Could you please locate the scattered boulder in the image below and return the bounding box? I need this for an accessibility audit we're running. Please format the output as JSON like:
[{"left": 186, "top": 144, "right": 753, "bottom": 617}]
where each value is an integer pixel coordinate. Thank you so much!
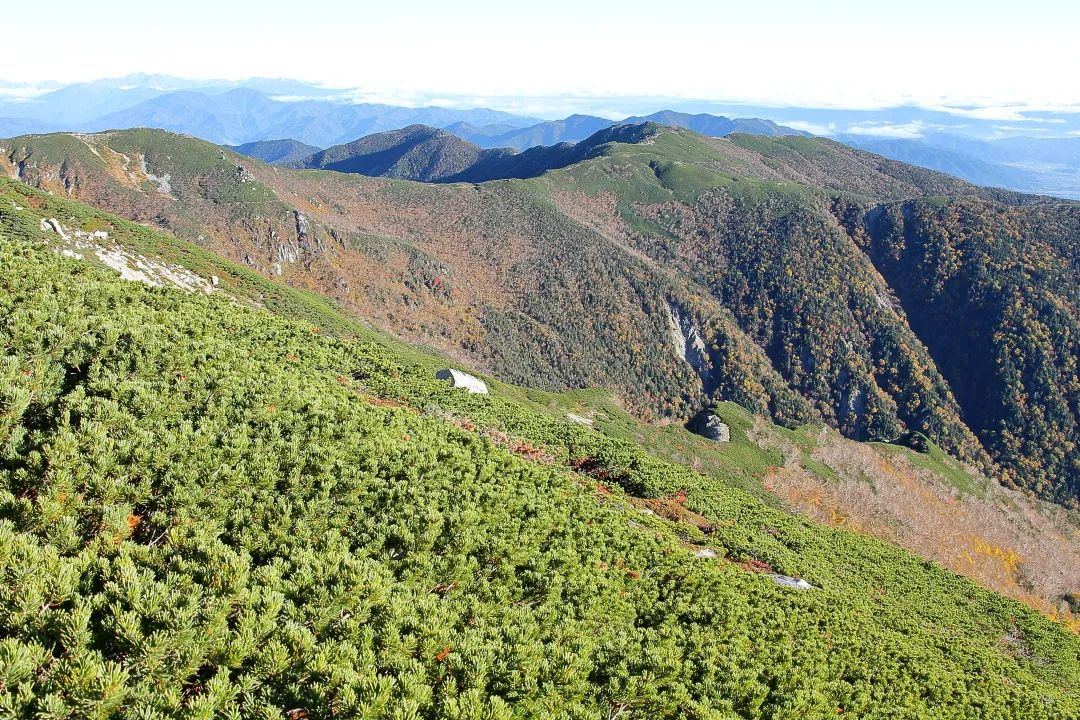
[
  {"left": 688, "top": 411, "right": 730, "bottom": 443},
  {"left": 435, "top": 369, "right": 488, "bottom": 394},
  {"left": 694, "top": 548, "right": 718, "bottom": 558},
  {"left": 566, "top": 413, "right": 593, "bottom": 425},
  {"left": 769, "top": 574, "right": 815, "bottom": 591}
]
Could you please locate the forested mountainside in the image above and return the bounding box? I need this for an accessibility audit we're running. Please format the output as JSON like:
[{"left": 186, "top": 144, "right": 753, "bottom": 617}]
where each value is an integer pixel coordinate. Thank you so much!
[
  {"left": 3, "top": 125, "right": 1079, "bottom": 507},
  {"left": 850, "top": 200, "right": 1080, "bottom": 503},
  {"left": 2, "top": 178, "right": 1080, "bottom": 718}
]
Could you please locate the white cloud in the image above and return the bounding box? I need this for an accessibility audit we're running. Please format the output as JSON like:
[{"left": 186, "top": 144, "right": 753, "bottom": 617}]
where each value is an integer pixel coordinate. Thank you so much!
[
  {"left": 994, "top": 125, "right": 1057, "bottom": 132},
  {"left": 931, "top": 106, "right": 1032, "bottom": 121},
  {"left": 931, "top": 105, "right": 1080, "bottom": 121},
  {"left": 778, "top": 120, "right": 837, "bottom": 136},
  {"left": 0, "top": 86, "right": 51, "bottom": 101},
  {"left": 844, "top": 122, "right": 928, "bottom": 139}
]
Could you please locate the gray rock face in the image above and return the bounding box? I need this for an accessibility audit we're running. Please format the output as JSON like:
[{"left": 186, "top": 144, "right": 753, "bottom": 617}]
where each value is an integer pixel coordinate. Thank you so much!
[
  {"left": 691, "top": 414, "right": 734, "bottom": 442},
  {"left": 769, "top": 575, "right": 815, "bottom": 591},
  {"left": 294, "top": 210, "right": 311, "bottom": 239}
]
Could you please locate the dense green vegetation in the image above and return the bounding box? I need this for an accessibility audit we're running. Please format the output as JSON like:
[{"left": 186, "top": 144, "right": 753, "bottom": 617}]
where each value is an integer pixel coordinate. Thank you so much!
[{"left": 3, "top": 181, "right": 1080, "bottom": 718}]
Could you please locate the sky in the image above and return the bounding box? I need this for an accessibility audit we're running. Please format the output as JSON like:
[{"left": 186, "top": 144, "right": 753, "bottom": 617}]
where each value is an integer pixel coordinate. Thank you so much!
[{"left": 5, "top": 0, "right": 1080, "bottom": 114}]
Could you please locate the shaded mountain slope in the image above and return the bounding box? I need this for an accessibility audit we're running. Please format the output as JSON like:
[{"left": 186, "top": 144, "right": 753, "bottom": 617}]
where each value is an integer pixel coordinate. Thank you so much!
[
  {"left": 842, "top": 198, "right": 1080, "bottom": 504},
  {"left": 228, "top": 138, "right": 321, "bottom": 165},
  {"left": 472, "top": 113, "right": 617, "bottom": 150},
  {"left": 625, "top": 110, "right": 805, "bottom": 138},
  {"left": 285, "top": 124, "right": 504, "bottom": 180},
  {"left": 837, "top": 135, "right": 1038, "bottom": 190},
  {"left": 0, "top": 117, "right": 59, "bottom": 137},
  {"left": 1, "top": 182, "right": 1079, "bottom": 716},
  {"left": 3, "top": 125, "right": 1079, "bottom": 505}
]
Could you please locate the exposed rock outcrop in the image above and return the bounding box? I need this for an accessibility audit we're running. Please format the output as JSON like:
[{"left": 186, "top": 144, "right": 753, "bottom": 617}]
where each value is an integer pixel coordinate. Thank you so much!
[{"left": 688, "top": 410, "right": 730, "bottom": 443}]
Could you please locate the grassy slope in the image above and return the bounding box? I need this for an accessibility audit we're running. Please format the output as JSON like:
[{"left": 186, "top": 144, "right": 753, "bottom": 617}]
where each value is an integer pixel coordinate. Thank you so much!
[{"left": 3, "top": 171, "right": 1080, "bottom": 718}]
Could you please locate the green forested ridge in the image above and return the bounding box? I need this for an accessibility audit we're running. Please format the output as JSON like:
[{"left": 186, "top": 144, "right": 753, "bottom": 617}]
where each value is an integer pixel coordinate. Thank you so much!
[
  {"left": 3, "top": 125, "right": 1080, "bottom": 506},
  {"left": 3, "top": 178, "right": 1080, "bottom": 718}
]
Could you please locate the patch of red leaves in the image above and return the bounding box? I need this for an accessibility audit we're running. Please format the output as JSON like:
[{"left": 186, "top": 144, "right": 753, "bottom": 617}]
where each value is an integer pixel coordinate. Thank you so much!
[
  {"left": 485, "top": 429, "right": 554, "bottom": 464},
  {"left": 738, "top": 557, "right": 775, "bottom": 574},
  {"left": 361, "top": 395, "right": 405, "bottom": 408},
  {"left": 641, "top": 494, "right": 715, "bottom": 533},
  {"left": 568, "top": 457, "right": 632, "bottom": 491}
]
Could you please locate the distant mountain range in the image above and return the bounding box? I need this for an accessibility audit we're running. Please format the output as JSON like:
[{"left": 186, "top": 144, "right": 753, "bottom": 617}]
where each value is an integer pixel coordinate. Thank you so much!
[
  {"left": 0, "top": 75, "right": 542, "bottom": 147},
  {"left": 446, "top": 111, "right": 805, "bottom": 150},
  {"left": 0, "top": 74, "right": 803, "bottom": 152},
  {"left": 840, "top": 134, "right": 1080, "bottom": 199},
  {"left": 80, "top": 88, "right": 540, "bottom": 147}
]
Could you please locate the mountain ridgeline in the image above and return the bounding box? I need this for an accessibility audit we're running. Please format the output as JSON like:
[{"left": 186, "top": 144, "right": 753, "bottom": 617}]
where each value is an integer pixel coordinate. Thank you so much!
[
  {"left": 3, "top": 124, "right": 1080, "bottom": 507},
  {"left": 282, "top": 123, "right": 661, "bottom": 182},
  {"left": 446, "top": 110, "right": 806, "bottom": 150}
]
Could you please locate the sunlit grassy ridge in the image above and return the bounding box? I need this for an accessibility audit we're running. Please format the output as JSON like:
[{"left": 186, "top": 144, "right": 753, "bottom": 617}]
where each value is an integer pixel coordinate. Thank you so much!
[{"left": 2, "top": 176, "right": 1080, "bottom": 718}]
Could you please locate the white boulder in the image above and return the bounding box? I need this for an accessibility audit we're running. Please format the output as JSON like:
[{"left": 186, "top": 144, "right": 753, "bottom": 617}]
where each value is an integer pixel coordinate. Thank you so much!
[
  {"left": 435, "top": 369, "right": 488, "bottom": 394},
  {"left": 769, "top": 574, "right": 815, "bottom": 591}
]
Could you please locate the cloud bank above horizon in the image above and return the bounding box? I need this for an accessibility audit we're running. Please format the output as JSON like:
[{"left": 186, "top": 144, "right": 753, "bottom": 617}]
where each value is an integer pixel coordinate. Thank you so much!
[{"left": 5, "top": 0, "right": 1079, "bottom": 115}]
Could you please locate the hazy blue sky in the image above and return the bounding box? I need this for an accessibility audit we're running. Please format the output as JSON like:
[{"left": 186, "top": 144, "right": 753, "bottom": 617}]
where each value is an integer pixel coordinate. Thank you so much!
[{"left": 6, "top": 0, "right": 1079, "bottom": 112}]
